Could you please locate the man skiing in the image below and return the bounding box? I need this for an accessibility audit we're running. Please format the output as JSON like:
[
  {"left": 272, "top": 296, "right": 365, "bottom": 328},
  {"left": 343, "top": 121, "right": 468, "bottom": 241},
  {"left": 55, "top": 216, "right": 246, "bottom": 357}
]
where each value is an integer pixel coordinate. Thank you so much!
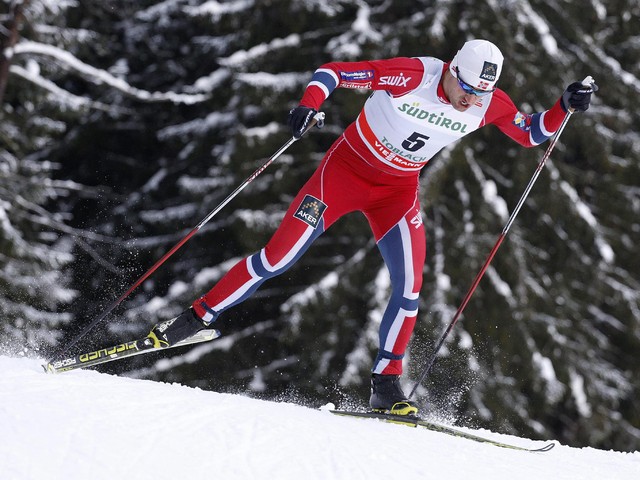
[{"left": 146, "top": 39, "right": 596, "bottom": 415}]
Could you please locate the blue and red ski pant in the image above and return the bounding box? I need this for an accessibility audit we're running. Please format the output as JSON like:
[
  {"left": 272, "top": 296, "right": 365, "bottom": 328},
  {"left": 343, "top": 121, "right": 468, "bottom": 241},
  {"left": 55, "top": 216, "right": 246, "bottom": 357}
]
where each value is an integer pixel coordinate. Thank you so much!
[{"left": 192, "top": 135, "right": 426, "bottom": 375}]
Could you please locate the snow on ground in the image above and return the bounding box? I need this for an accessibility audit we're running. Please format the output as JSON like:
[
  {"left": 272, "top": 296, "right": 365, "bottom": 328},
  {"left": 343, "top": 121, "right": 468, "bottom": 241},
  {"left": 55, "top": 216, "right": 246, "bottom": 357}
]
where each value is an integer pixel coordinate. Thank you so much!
[{"left": 1, "top": 355, "right": 638, "bottom": 480}]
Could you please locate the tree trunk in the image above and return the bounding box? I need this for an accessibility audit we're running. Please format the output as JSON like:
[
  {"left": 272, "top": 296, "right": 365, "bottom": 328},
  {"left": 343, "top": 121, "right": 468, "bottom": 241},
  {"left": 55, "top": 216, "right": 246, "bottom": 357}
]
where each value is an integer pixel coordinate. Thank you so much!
[{"left": 0, "top": 1, "right": 28, "bottom": 105}]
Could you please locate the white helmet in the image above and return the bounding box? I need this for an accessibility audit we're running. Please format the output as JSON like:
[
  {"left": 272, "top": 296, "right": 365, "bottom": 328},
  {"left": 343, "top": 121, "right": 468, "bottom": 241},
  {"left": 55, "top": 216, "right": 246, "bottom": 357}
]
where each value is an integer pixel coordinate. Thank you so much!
[{"left": 450, "top": 40, "right": 503, "bottom": 92}]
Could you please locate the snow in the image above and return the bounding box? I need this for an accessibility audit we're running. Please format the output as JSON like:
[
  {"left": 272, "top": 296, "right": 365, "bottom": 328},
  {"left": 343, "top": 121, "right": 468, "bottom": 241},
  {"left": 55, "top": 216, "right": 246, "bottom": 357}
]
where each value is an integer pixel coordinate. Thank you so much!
[
  {"left": 532, "top": 351, "right": 565, "bottom": 403},
  {"left": 220, "top": 35, "right": 301, "bottom": 68},
  {"left": 13, "top": 41, "right": 209, "bottom": 104},
  {"left": 557, "top": 178, "right": 615, "bottom": 263},
  {"left": 515, "top": 2, "right": 558, "bottom": 57},
  {"left": 236, "top": 72, "right": 305, "bottom": 91},
  {"left": 569, "top": 368, "right": 593, "bottom": 418},
  {"left": 1, "top": 355, "right": 638, "bottom": 480},
  {"left": 184, "top": 0, "right": 255, "bottom": 20}
]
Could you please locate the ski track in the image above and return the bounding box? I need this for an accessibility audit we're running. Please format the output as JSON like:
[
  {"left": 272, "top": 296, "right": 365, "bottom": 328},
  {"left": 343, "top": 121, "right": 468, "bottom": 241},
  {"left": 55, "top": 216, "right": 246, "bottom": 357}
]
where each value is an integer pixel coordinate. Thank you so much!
[{"left": 0, "top": 356, "right": 639, "bottom": 480}]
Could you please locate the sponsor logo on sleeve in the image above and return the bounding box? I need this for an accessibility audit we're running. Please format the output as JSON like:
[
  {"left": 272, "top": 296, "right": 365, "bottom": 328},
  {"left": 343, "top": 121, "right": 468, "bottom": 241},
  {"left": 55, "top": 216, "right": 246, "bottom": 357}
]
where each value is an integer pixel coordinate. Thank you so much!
[
  {"left": 293, "top": 194, "right": 328, "bottom": 228},
  {"left": 341, "top": 81, "right": 372, "bottom": 89},
  {"left": 339, "top": 70, "right": 375, "bottom": 82}
]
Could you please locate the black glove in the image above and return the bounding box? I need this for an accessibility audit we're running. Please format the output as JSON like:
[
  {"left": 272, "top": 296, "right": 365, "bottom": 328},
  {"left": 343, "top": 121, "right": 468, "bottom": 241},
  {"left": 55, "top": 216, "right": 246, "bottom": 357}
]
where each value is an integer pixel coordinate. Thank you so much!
[
  {"left": 561, "top": 80, "right": 598, "bottom": 112},
  {"left": 288, "top": 106, "right": 317, "bottom": 139}
]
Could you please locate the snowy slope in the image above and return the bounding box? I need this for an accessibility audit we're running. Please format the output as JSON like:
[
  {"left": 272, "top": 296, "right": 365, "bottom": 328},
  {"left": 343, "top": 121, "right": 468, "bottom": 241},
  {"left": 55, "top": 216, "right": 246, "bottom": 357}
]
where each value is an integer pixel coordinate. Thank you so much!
[{"left": 1, "top": 355, "right": 638, "bottom": 480}]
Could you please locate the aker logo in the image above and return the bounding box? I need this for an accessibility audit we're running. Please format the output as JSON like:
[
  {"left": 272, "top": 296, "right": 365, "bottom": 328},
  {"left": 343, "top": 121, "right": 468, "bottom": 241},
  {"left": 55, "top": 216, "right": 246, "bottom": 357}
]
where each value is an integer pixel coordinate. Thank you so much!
[
  {"left": 294, "top": 194, "right": 327, "bottom": 228},
  {"left": 340, "top": 70, "right": 374, "bottom": 82},
  {"left": 479, "top": 61, "right": 498, "bottom": 81}
]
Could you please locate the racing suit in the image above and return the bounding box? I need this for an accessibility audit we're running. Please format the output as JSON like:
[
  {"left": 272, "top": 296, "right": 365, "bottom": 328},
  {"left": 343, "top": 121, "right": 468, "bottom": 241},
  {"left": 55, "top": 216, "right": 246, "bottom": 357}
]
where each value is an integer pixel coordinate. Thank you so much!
[{"left": 192, "top": 56, "right": 567, "bottom": 375}]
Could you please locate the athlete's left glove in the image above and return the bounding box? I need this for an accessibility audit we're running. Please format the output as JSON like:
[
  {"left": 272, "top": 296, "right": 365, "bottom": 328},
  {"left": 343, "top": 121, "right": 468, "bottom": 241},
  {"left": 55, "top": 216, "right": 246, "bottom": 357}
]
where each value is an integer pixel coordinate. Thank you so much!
[
  {"left": 561, "top": 80, "right": 598, "bottom": 112},
  {"left": 288, "top": 106, "right": 318, "bottom": 139}
]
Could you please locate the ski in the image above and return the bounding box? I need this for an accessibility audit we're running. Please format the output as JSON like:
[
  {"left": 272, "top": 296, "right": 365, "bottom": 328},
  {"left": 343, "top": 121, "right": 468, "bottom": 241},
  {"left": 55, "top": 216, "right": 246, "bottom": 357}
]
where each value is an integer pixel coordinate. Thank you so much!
[
  {"left": 329, "top": 410, "right": 555, "bottom": 452},
  {"left": 43, "top": 329, "right": 221, "bottom": 374}
]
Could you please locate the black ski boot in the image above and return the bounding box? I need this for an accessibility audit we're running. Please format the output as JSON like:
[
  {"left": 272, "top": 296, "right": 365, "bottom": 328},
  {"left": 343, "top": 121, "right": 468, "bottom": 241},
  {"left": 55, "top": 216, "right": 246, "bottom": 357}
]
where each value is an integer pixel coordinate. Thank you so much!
[
  {"left": 146, "top": 308, "right": 208, "bottom": 348},
  {"left": 369, "top": 374, "right": 418, "bottom": 416}
]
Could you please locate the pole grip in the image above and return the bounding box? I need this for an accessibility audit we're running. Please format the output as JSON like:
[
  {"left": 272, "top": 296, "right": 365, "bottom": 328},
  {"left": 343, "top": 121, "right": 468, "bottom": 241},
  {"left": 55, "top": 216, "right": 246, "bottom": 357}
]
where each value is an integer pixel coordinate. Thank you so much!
[
  {"left": 581, "top": 75, "right": 595, "bottom": 88},
  {"left": 298, "top": 111, "right": 325, "bottom": 138},
  {"left": 568, "top": 75, "right": 596, "bottom": 113}
]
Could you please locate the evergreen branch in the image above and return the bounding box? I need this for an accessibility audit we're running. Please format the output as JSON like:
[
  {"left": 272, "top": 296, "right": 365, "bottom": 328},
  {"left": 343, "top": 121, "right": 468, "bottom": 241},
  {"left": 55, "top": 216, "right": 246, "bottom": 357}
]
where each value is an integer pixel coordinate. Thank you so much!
[{"left": 12, "top": 40, "right": 211, "bottom": 104}]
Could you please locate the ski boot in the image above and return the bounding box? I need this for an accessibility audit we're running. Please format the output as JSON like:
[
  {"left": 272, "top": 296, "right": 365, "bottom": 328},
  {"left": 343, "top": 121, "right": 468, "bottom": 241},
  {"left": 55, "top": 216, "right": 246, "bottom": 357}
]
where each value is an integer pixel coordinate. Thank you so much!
[
  {"left": 146, "top": 308, "right": 208, "bottom": 348},
  {"left": 369, "top": 374, "right": 418, "bottom": 416}
]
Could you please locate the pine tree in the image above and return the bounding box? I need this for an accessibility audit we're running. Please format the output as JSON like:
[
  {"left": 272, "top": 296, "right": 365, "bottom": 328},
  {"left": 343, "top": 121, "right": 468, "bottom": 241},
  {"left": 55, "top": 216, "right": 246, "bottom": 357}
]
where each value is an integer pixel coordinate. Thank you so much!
[
  {"left": 0, "top": 1, "right": 77, "bottom": 352},
  {"left": 9, "top": 0, "right": 638, "bottom": 451}
]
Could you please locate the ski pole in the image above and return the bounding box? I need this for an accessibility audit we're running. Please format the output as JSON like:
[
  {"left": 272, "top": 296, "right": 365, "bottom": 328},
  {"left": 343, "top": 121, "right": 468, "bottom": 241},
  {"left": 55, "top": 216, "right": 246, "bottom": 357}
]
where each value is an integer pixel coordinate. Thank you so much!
[
  {"left": 408, "top": 78, "right": 595, "bottom": 400},
  {"left": 49, "top": 112, "right": 325, "bottom": 362}
]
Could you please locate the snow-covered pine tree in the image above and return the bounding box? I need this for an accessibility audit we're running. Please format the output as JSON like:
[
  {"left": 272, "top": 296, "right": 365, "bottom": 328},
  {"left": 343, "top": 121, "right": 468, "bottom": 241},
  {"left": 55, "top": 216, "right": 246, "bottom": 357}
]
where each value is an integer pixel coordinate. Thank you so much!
[
  {"left": 0, "top": 0, "right": 208, "bottom": 351},
  {"left": 7, "top": 0, "right": 638, "bottom": 451},
  {"left": 0, "top": 1, "right": 78, "bottom": 351}
]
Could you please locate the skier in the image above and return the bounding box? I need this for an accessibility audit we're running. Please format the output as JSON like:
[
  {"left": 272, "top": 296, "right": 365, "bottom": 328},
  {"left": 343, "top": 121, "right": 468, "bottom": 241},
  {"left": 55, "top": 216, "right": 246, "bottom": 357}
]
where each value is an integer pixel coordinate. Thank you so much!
[{"left": 146, "top": 39, "right": 596, "bottom": 415}]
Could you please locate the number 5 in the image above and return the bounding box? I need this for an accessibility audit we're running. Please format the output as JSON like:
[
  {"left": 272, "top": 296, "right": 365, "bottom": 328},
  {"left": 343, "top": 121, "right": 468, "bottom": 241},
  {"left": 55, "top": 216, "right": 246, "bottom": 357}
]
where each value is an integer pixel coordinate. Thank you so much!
[{"left": 402, "top": 132, "right": 430, "bottom": 152}]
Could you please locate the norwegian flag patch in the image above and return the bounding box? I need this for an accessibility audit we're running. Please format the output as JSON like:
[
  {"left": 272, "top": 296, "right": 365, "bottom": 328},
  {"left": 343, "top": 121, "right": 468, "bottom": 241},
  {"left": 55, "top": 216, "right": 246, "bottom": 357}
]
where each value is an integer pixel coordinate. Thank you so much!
[{"left": 513, "top": 112, "right": 531, "bottom": 131}]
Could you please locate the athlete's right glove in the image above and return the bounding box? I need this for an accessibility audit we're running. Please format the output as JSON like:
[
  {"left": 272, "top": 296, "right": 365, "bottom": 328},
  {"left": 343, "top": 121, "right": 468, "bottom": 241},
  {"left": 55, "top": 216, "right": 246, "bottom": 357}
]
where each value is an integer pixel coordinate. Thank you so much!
[
  {"left": 561, "top": 80, "right": 598, "bottom": 112},
  {"left": 288, "top": 106, "right": 318, "bottom": 139}
]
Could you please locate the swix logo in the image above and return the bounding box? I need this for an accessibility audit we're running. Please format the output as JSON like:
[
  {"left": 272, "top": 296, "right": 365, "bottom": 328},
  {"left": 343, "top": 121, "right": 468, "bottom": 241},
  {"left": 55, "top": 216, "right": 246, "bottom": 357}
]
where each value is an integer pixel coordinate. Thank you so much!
[
  {"left": 293, "top": 194, "right": 327, "bottom": 228},
  {"left": 380, "top": 73, "right": 410, "bottom": 87},
  {"left": 410, "top": 212, "right": 423, "bottom": 229}
]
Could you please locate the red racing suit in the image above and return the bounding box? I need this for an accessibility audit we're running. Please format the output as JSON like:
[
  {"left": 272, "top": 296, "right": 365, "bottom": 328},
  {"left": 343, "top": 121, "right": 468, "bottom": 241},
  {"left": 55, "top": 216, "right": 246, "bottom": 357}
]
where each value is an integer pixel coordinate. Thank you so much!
[{"left": 192, "top": 56, "right": 567, "bottom": 375}]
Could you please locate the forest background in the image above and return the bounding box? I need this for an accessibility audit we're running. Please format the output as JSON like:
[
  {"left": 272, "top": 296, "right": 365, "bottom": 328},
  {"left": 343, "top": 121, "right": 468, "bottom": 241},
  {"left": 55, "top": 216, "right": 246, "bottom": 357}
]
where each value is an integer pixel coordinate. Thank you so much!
[{"left": 1, "top": 0, "right": 638, "bottom": 452}]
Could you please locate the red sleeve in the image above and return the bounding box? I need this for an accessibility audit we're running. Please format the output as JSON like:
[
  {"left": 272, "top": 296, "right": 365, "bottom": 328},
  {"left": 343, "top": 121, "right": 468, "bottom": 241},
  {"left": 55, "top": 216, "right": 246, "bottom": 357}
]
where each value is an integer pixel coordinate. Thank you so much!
[
  {"left": 299, "top": 57, "right": 426, "bottom": 110},
  {"left": 485, "top": 89, "right": 568, "bottom": 147}
]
